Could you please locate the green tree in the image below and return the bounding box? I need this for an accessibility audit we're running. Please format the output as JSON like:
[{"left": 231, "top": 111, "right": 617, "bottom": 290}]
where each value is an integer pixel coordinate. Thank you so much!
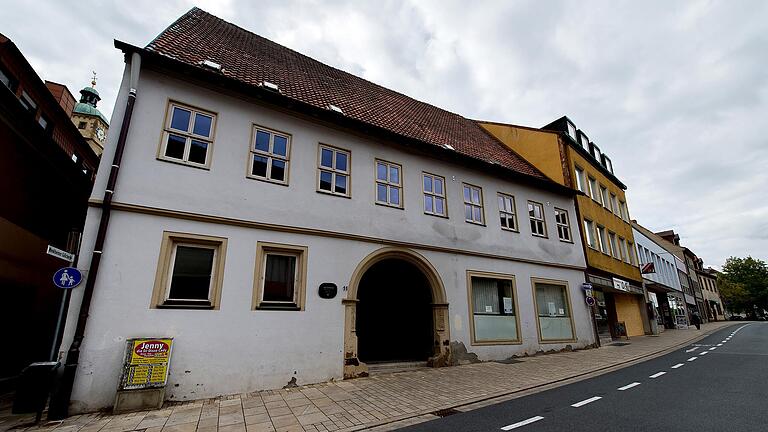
[
  {"left": 720, "top": 256, "right": 768, "bottom": 313},
  {"left": 717, "top": 275, "right": 750, "bottom": 314}
]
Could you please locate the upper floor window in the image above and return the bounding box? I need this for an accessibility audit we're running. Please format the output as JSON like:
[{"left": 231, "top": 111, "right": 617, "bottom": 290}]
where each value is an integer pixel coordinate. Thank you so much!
[
  {"left": 610, "top": 193, "right": 619, "bottom": 215},
  {"left": 584, "top": 219, "right": 597, "bottom": 249},
  {"left": 249, "top": 126, "right": 290, "bottom": 184},
  {"left": 423, "top": 172, "right": 447, "bottom": 217},
  {"left": 497, "top": 193, "right": 518, "bottom": 231},
  {"left": 579, "top": 132, "right": 589, "bottom": 150},
  {"left": 463, "top": 183, "right": 484, "bottom": 225},
  {"left": 318, "top": 145, "right": 350, "bottom": 197},
  {"left": 574, "top": 166, "right": 586, "bottom": 193},
  {"left": 554, "top": 208, "right": 572, "bottom": 242},
  {"left": 596, "top": 224, "right": 608, "bottom": 254},
  {"left": 160, "top": 102, "right": 216, "bottom": 168},
  {"left": 619, "top": 200, "right": 629, "bottom": 221},
  {"left": 618, "top": 237, "right": 628, "bottom": 262},
  {"left": 599, "top": 185, "right": 609, "bottom": 209},
  {"left": 627, "top": 241, "right": 637, "bottom": 265},
  {"left": 588, "top": 176, "right": 599, "bottom": 202},
  {"left": 608, "top": 231, "right": 619, "bottom": 259},
  {"left": 603, "top": 155, "right": 614, "bottom": 173},
  {"left": 376, "top": 159, "right": 402, "bottom": 208},
  {"left": 528, "top": 201, "right": 547, "bottom": 237},
  {"left": 38, "top": 114, "right": 50, "bottom": 130},
  {"left": 0, "top": 63, "right": 16, "bottom": 91},
  {"left": 19, "top": 90, "right": 37, "bottom": 114},
  {"left": 590, "top": 142, "right": 602, "bottom": 162},
  {"left": 566, "top": 121, "right": 577, "bottom": 141}
]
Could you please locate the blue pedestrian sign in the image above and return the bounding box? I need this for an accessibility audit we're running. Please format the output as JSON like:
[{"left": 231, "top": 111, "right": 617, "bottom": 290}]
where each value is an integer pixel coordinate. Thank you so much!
[{"left": 53, "top": 267, "right": 82, "bottom": 289}]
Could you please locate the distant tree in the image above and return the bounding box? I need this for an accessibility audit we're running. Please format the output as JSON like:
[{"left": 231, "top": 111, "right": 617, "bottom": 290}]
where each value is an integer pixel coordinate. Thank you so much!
[
  {"left": 717, "top": 275, "right": 750, "bottom": 314},
  {"left": 720, "top": 256, "right": 768, "bottom": 314}
]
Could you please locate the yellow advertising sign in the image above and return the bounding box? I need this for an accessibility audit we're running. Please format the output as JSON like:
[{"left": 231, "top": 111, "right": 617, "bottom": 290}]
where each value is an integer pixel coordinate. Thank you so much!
[{"left": 120, "top": 338, "right": 173, "bottom": 390}]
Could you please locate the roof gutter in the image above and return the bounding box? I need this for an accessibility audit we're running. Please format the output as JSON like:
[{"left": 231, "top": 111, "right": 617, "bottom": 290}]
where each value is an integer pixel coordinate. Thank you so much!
[
  {"left": 48, "top": 51, "right": 142, "bottom": 419},
  {"left": 113, "top": 40, "right": 576, "bottom": 197}
]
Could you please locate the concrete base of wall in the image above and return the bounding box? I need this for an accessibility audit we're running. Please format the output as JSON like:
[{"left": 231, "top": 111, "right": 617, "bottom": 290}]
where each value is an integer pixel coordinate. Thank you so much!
[{"left": 113, "top": 388, "right": 165, "bottom": 414}]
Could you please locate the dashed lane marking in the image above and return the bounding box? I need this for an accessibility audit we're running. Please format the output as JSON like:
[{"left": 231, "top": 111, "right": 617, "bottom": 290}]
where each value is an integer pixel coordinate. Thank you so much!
[
  {"left": 699, "top": 351, "right": 709, "bottom": 355},
  {"left": 671, "top": 363, "right": 684, "bottom": 369},
  {"left": 501, "top": 416, "right": 545, "bottom": 430},
  {"left": 618, "top": 382, "right": 641, "bottom": 391},
  {"left": 649, "top": 371, "right": 667, "bottom": 378},
  {"left": 688, "top": 357, "right": 698, "bottom": 361},
  {"left": 685, "top": 347, "right": 699, "bottom": 352},
  {"left": 571, "top": 396, "right": 602, "bottom": 408},
  {"left": 709, "top": 347, "right": 717, "bottom": 351}
]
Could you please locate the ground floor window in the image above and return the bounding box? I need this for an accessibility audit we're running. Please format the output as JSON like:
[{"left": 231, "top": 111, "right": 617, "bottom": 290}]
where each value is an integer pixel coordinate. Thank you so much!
[
  {"left": 151, "top": 232, "right": 227, "bottom": 309},
  {"left": 533, "top": 279, "right": 574, "bottom": 341},
  {"left": 468, "top": 272, "right": 519, "bottom": 343},
  {"left": 253, "top": 242, "right": 308, "bottom": 310}
]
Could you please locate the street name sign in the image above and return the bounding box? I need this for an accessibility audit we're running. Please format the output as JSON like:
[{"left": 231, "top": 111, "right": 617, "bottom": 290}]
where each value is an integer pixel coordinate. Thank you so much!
[{"left": 47, "top": 245, "right": 74, "bottom": 262}]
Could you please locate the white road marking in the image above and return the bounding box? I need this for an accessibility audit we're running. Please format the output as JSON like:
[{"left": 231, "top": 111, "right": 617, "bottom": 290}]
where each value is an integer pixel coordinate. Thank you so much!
[
  {"left": 671, "top": 363, "right": 684, "bottom": 369},
  {"left": 685, "top": 347, "right": 699, "bottom": 352},
  {"left": 699, "top": 351, "right": 708, "bottom": 355},
  {"left": 649, "top": 371, "right": 667, "bottom": 378},
  {"left": 709, "top": 347, "right": 717, "bottom": 351},
  {"left": 618, "top": 382, "right": 641, "bottom": 391},
  {"left": 718, "top": 343, "right": 724, "bottom": 346},
  {"left": 501, "top": 416, "right": 545, "bottom": 430},
  {"left": 688, "top": 357, "right": 698, "bottom": 361},
  {"left": 571, "top": 396, "right": 602, "bottom": 407}
]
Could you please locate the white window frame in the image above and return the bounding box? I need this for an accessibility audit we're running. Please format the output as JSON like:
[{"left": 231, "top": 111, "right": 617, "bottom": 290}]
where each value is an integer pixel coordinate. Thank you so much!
[
  {"left": 599, "top": 184, "right": 609, "bottom": 209},
  {"left": 584, "top": 219, "right": 597, "bottom": 249},
  {"left": 610, "top": 193, "right": 619, "bottom": 215},
  {"left": 159, "top": 101, "right": 216, "bottom": 168},
  {"left": 619, "top": 200, "right": 629, "bottom": 221},
  {"left": 375, "top": 159, "right": 403, "bottom": 208},
  {"left": 248, "top": 125, "right": 291, "bottom": 184},
  {"left": 463, "top": 183, "right": 485, "bottom": 225},
  {"left": 627, "top": 241, "right": 637, "bottom": 265},
  {"left": 588, "top": 176, "right": 599, "bottom": 202},
  {"left": 423, "top": 172, "right": 447, "bottom": 217},
  {"left": 608, "top": 231, "right": 619, "bottom": 259},
  {"left": 317, "top": 144, "right": 351, "bottom": 197},
  {"left": 498, "top": 193, "right": 518, "bottom": 232},
  {"left": 554, "top": 208, "right": 572, "bottom": 242},
  {"left": 618, "top": 237, "right": 627, "bottom": 262},
  {"left": 574, "top": 166, "right": 586, "bottom": 193},
  {"left": 528, "top": 201, "right": 547, "bottom": 238},
  {"left": 596, "top": 224, "right": 608, "bottom": 254}
]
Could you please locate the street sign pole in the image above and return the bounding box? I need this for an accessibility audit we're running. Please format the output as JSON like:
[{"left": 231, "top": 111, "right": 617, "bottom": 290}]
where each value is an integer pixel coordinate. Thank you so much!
[{"left": 49, "top": 233, "right": 82, "bottom": 362}]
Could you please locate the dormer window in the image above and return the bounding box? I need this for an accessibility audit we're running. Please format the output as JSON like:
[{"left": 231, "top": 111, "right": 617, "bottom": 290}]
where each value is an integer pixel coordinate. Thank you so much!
[
  {"left": 602, "top": 155, "right": 614, "bottom": 173},
  {"left": 579, "top": 132, "right": 589, "bottom": 150},
  {"left": 566, "top": 120, "right": 577, "bottom": 141},
  {"left": 590, "top": 142, "right": 602, "bottom": 162}
]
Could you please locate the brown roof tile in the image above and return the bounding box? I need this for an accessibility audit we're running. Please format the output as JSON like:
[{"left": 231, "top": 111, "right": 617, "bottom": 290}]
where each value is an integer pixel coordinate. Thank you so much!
[{"left": 145, "top": 7, "right": 548, "bottom": 181}]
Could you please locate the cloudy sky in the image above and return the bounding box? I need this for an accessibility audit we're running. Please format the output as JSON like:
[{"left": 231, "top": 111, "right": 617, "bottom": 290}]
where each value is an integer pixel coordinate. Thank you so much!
[{"left": 2, "top": 0, "right": 766, "bottom": 267}]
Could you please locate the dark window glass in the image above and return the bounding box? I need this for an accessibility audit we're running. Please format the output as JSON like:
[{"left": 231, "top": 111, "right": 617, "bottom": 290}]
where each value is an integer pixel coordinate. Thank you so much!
[
  {"left": 188, "top": 140, "right": 208, "bottom": 164},
  {"left": 320, "top": 148, "right": 333, "bottom": 167},
  {"left": 424, "top": 195, "right": 433, "bottom": 212},
  {"left": 376, "top": 163, "right": 387, "bottom": 181},
  {"left": 255, "top": 130, "right": 270, "bottom": 152},
  {"left": 377, "top": 184, "right": 387, "bottom": 202},
  {"left": 192, "top": 114, "right": 212, "bottom": 137},
  {"left": 252, "top": 155, "right": 268, "bottom": 177},
  {"left": 423, "top": 175, "right": 432, "bottom": 192},
  {"left": 273, "top": 135, "right": 288, "bottom": 156},
  {"left": 168, "top": 246, "right": 214, "bottom": 301},
  {"left": 335, "top": 174, "right": 347, "bottom": 194},
  {"left": 390, "top": 187, "right": 400, "bottom": 206},
  {"left": 271, "top": 159, "right": 286, "bottom": 181},
  {"left": 319, "top": 171, "right": 332, "bottom": 191},
  {"left": 263, "top": 254, "right": 296, "bottom": 302},
  {"left": 170, "top": 107, "right": 191, "bottom": 132},
  {"left": 335, "top": 152, "right": 347, "bottom": 171},
  {"left": 434, "top": 178, "right": 443, "bottom": 195},
  {"left": 165, "top": 134, "right": 186, "bottom": 159},
  {"left": 78, "top": 121, "right": 87, "bottom": 129},
  {"left": 435, "top": 197, "right": 444, "bottom": 215}
]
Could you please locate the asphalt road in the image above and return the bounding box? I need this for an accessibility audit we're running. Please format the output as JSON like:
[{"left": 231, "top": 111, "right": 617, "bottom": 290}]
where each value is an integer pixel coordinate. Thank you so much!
[{"left": 396, "top": 322, "right": 768, "bottom": 432}]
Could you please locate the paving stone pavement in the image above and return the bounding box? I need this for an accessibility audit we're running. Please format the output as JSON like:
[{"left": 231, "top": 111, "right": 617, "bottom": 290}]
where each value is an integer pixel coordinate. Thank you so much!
[{"left": 1, "top": 322, "right": 735, "bottom": 432}]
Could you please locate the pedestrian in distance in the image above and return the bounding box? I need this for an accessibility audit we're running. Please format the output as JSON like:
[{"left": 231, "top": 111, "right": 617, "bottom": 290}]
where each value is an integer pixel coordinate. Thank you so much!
[{"left": 691, "top": 311, "right": 701, "bottom": 330}]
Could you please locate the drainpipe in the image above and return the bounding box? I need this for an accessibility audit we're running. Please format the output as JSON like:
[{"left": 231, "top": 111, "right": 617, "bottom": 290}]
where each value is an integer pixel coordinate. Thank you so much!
[{"left": 48, "top": 52, "right": 141, "bottom": 419}]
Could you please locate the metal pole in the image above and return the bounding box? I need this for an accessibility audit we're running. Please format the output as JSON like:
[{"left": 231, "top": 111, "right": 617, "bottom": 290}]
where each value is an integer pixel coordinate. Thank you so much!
[{"left": 49, "top": 232, "right": 81, "bottom": 361}]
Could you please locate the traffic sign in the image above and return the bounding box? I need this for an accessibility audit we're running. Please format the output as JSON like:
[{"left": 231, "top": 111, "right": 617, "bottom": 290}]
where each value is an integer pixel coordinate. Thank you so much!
[
  {"left": 586, "top": 296, "right": 596, "bottom": 306},
  {"left": 47, "top": 245, "right": 75, "bottom": 262},
  {"left": 53, "top": 267, "right": 82, "bottom": 289}
]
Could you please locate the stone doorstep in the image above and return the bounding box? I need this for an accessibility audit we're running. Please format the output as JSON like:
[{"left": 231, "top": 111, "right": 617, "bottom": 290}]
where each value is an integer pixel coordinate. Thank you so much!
[{"left": 330, "top": 323, "right": 734, "bottom": 432}]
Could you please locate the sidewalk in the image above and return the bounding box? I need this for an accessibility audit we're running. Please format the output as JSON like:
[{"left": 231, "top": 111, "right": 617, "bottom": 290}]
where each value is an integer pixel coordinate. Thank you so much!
[{"left": 1, "top": 322, "right": 735, "bottom": 432}]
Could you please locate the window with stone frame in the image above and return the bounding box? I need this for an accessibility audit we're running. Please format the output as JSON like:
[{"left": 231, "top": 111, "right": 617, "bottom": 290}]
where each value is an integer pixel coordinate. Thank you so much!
[
  {"left": 160, "top": 102, "right": 216, "bottom": 168},
  {"left": 423, "top": 172, "right": 447, "bottom": 217},
  {"left": 463, "top": 183, "right": 484, "bottom": 224},
  {"left": 318, "top": 144, "right": 350, "bottom": 196},
  {"left": 249, "top": 125, "right": 291, "bottom": 184},
  {"left": 375, "top": 159, "right": 403, "bottom": 208}
]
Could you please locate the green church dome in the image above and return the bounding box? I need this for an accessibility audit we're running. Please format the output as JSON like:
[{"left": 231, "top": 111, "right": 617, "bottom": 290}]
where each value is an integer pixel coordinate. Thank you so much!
[{"left": 74, "top": 76, "right": 108, "bottom": 124}]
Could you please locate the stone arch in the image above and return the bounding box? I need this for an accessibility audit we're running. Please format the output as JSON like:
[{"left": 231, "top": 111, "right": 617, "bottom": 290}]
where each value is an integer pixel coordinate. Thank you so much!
[{"left": 343, "top": 247, "right": 451, "bottom": 378}]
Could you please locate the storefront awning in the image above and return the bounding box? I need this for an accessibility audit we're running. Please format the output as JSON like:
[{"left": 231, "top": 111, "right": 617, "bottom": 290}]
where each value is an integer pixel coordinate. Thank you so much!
[{"left": 588, "top": 274, "right": 644, "bottom": 295}]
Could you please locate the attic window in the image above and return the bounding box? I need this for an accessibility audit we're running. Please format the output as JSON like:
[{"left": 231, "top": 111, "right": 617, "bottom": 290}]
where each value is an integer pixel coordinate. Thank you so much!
[
  {"left": 443, "top": 144, "right": 455, "bottom": 150},
  {"left": 578, "top": 132, "right": 589, "bottom": 150},
  {"left": 602, "top": 155, "right": 614, "bottom": 173},
  {"left": 566, "top": 120, "right": 577, "bottom": 141},
  {"left": 326, "top": 104, "right": 344, "bottom": 114},
  {"left": 199, "top": 60, "right": 221, "bottom": 71},
  {"left": 260, "top": 81, "right": 279, "bottom": 92}
]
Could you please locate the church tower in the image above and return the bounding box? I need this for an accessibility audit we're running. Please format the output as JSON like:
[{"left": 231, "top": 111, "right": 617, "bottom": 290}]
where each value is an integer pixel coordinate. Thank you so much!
[{"left": 72, "top": 73, "right": 109, "bottom": 156}]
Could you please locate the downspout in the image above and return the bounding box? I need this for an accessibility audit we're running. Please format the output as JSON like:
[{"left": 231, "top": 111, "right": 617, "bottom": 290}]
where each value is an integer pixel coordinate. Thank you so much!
[{"left": 49, "top": 52, "right": 141, "bottom": 419}]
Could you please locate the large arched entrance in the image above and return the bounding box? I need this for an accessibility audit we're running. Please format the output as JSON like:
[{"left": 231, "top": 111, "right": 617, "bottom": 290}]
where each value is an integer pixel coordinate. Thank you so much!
[
  {"left": 343, "top": 247, "right": 451, "bottom": 378},
  {"left": 356, "top": 259, "right": 433, "bottom": 362}
]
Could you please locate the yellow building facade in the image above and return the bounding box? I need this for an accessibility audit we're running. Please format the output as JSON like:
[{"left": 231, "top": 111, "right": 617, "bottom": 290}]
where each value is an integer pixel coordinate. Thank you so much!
[{"left": 480, "top": 118, "right": 647, "bottom": 341}]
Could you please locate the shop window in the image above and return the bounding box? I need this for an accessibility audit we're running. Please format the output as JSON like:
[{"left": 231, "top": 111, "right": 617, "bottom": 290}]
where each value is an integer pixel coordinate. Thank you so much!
[
  {"left": 253, "top": 242, "right": 308, "bottom": 310},
  {"left": 423, "top": 172, "right": 447, "bottom": 217},
  {"left": 468, "top": 272, "right": 519, "bottom": 343},
  {"left": 533, "top": 279, "right": 574, "bottom": 341},
  {"left": 318, "top": 144, "right": 350, "bottom": 196},
  {"left": 375, "top": 159, "right": 403, "bottom": 208},
  {"left": 249, "top": 126, "right": 291, "bottom": 184},
  {"left": 159, "top": 102, "right": 216, "bottom": 168},
  {"left": 497, "top": 193, "right": 518, "bottom": 231},
  {"left": 463, "top": 183, "right": 484, "bottom": 225},
  {"left": 151, "top": 232, "right": 227, "bottom": 309}
]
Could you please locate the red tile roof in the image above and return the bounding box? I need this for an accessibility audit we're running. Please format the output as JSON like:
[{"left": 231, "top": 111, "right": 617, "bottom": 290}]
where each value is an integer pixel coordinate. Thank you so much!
[{"left": 145, "top": 7, "right": 548, "bottom": 181}]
